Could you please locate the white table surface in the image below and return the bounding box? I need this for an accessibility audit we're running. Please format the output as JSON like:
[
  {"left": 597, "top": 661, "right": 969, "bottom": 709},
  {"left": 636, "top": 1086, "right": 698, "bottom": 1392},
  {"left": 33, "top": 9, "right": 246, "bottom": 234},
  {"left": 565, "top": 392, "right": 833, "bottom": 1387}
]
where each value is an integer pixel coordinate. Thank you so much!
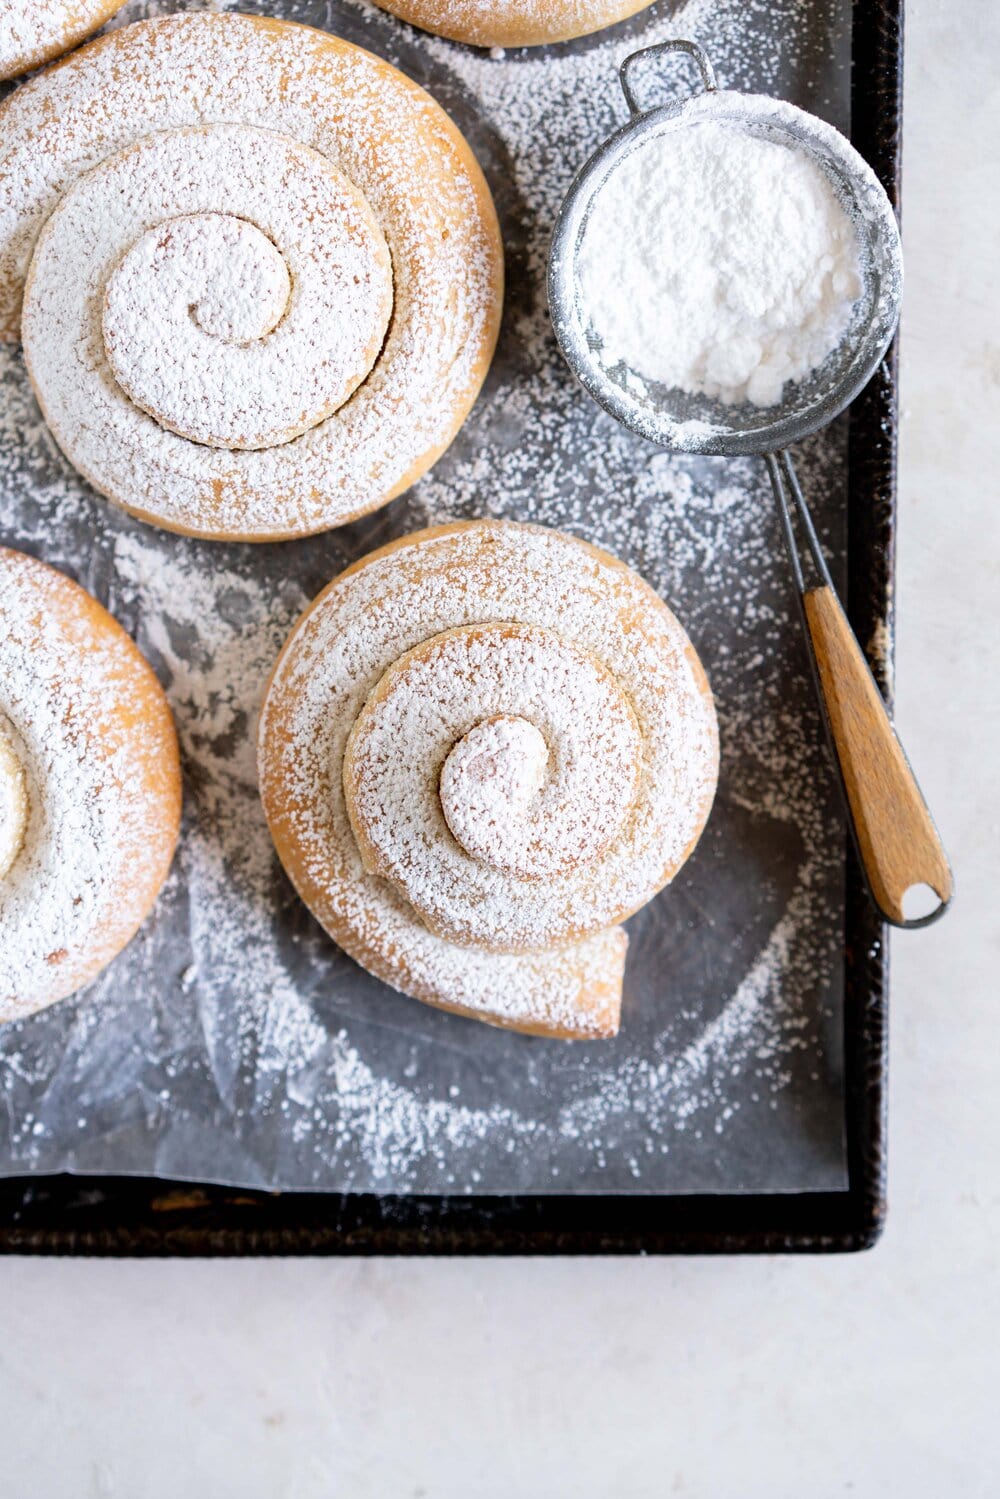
[{"left": 1, "top": 2, "right": 997, "bottom": 1493}]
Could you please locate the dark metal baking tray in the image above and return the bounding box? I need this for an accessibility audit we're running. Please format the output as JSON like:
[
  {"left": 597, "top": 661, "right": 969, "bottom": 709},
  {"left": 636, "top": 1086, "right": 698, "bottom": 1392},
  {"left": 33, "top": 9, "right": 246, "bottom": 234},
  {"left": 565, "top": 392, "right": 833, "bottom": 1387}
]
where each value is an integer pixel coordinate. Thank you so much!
[{"left": 0, "top": 0, "right": 899, "bottom": 1253}]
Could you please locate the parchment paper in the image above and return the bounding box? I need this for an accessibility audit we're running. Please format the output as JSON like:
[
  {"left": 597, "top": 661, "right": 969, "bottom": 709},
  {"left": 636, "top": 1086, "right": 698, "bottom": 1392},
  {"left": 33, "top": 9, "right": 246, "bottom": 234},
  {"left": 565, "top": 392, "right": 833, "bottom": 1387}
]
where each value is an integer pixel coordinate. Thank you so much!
[{"left": 0, "top": 0, "right": 853, "bottom": 1194}]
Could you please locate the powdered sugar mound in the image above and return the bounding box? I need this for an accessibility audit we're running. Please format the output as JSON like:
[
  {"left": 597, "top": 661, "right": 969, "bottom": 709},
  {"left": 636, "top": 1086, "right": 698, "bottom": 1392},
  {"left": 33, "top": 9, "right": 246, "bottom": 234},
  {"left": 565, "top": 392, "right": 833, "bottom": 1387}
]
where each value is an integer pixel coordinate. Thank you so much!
[{"left": 578, "top": 120, "right": 863, "bottom": 406}]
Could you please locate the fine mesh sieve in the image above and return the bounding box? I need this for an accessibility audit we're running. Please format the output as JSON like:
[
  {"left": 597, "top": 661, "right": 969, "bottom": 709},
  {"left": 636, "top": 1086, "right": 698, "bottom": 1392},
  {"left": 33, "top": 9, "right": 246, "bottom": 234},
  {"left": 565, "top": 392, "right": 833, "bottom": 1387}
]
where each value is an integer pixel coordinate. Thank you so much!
[{"left": 548, "top": 39, "right": 952, "bottom": 928}]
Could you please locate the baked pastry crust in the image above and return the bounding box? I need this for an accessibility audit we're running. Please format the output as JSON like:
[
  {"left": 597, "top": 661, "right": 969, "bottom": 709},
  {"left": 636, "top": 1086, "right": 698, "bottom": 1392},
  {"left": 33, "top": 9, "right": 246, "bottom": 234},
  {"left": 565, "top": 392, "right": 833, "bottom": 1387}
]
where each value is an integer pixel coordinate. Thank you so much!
[
  {"left": 0, "top": 548, "right": 182, "bottom": 1023},
  {"left": 0, "top": 1, "right": 124, "bottom": 83},
  {"left": 2, "top": 14, "right": 503, "bottom": 541},
  {"left": 258, "top": 520, "right": 718, "bottom": 1039},
  {"left": 368, "top": 0, "right": 656, "bottom": 50}
]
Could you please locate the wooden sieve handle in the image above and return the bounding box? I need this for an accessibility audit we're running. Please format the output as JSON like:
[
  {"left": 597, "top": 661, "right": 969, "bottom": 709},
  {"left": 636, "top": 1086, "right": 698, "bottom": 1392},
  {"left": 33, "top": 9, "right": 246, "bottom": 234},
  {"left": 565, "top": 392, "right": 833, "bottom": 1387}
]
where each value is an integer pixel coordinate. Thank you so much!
[{"left": 802, "top": 583, "right": 952, "bottom": 926}]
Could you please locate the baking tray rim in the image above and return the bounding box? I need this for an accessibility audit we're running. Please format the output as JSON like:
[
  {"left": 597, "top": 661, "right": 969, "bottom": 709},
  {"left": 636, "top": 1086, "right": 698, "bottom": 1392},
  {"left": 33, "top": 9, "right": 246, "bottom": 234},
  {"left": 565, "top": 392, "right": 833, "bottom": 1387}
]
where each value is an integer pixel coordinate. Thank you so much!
[{"left": 0, "top": 0, "right": 899, "bottom": 1255}]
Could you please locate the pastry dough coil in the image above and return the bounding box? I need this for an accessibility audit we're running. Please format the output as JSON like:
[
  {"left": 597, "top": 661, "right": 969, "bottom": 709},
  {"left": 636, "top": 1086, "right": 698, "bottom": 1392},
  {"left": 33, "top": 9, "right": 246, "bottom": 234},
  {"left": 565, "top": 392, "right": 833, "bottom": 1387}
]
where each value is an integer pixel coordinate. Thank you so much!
[
  {"left": 96, "top": 130, "right": 394, "bottom": 452},
  {"left": 2, "top": 14, "right": 503, "bottom": 541},
  {"left": 258, "top": 520, "right": 719, "bottom": 1039},
  {"left": 0, "top": 719, "right": 29, "bottom": 884},
  {"left": 368, "top": 0, "right": 657, "bottom": 50},
  {"left": 0, "top": 1, "right": 125, "bottom": 83},
  {"left": 0, "top": 549, "right": 182, "bottom": 1024}
]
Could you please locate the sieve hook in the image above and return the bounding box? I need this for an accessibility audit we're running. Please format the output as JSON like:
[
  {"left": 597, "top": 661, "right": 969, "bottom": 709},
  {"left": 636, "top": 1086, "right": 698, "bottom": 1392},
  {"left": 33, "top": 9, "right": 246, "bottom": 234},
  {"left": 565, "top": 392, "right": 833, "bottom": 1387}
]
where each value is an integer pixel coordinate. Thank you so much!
[
  {"left": 766, "top": 450, "right": 953, "bottom": 929},
  {"left": 619, "top": 39, "right": 718, "bottom": 118}
]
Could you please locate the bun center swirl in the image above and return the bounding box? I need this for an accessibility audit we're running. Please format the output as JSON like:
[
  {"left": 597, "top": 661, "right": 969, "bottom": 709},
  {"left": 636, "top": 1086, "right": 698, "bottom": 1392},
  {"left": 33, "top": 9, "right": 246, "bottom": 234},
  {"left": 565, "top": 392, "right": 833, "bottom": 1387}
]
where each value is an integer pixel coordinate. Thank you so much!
[
  {"left": 112, "top": 214, "right": 293, "bottom": 349},
  {"left": 0, "top": 718, "right": 28, "bottom": 882},
  {"left": 440, "top": 715, "right": 550, "bottom": 875},
  {"left": 78, "top": 124, "right": 394, "bottom": 453},
  {"left": 343, "top": 622, "right": 644, "bottom": 949}
]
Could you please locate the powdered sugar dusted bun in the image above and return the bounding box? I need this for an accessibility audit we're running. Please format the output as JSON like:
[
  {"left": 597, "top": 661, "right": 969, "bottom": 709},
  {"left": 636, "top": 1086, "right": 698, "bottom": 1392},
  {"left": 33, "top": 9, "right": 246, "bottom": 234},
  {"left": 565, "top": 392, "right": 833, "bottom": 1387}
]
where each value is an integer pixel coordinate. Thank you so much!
[
  {"left": 0, "top": 549, "right": 181, "bottom": 1023},
  {"left": 0, "top": 1, "right": 124, "bottom": 83},
  {"left": 4, "top": 14, "right": 503, "bottom": 541},
  {"left": 258, "top": 520, "right": 718, "bottom": 1039},
  {"left": 0, "top": 718, "right": 29, "bottom": 884},
  {"left": 344, "top": 622, "right": 648, "bottom": 949},
  {"left": 95, "top": 130, "right": 394, "bottom": 452},
  {"left": 368, "top": 0, "right": 656, "bottom": 49}
]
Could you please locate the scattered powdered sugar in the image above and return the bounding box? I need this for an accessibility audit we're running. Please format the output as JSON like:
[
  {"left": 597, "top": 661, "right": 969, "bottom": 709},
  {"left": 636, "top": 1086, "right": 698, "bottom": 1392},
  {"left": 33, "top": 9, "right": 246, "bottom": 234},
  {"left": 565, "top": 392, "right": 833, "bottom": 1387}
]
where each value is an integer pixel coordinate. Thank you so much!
[
  {"left": 0, "top": 0, "right": 854, "bottom": 1194},
  {"left": 577, "top": 118, "right": 863, "bottom": 407}
]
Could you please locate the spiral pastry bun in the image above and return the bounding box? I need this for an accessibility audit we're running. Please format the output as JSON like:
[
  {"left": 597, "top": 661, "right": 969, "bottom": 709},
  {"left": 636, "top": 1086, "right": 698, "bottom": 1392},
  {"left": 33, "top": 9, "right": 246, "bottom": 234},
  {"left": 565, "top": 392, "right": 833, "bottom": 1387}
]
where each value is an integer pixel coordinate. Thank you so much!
[
  {"left": 1, "top": 13, "right": 503, "bottom": 541},
  {"left": 368, "top": 0, "right": 656, "bottom": 50},
  {"left": 258, "top": 520, "right": 719, "bottom": 1039},
  {"left": 0, "top": 2, "right": 125, "bottom": 83},
  {"left": 0, "top": 549, "right": 182, "bottom": 1024}
]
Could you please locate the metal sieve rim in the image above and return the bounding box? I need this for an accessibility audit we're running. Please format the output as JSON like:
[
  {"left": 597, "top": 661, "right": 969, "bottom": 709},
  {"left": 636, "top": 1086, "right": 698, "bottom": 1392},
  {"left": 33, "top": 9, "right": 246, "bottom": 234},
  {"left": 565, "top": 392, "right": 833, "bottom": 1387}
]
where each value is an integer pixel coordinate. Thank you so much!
[{"left": 547, "top": 43, "right": 904, "bottom": 458}]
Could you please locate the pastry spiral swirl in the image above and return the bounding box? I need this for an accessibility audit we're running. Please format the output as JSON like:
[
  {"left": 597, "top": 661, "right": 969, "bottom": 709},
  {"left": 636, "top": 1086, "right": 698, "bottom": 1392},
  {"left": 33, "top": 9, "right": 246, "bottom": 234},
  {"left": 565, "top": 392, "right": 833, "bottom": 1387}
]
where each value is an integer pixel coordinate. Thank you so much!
[
  {"left": 0, "top": 1, "right": 125, "bottom": 83},
  {"left": 259, "top": 520, "right": 719, "bottom": 1039},
  {"left": 0, "top": 549, "right": 182, "bottom": 1023},
  {"left": 96, "top": 131, "right": 394, "bottom": 452},
  {"left": 1, "top": 14, "right": 502, "bottom": 540},
  {"left": 368, "top": 0, "right": 657, "bottom": 50}
]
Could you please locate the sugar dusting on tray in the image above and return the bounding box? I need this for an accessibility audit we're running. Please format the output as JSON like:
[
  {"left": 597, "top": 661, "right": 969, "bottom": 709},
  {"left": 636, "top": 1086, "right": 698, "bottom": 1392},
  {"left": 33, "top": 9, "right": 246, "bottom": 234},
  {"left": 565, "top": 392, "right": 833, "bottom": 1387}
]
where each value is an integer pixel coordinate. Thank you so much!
[{"left": 0, "top": 0, "right": 851, "bottom": 1194}]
